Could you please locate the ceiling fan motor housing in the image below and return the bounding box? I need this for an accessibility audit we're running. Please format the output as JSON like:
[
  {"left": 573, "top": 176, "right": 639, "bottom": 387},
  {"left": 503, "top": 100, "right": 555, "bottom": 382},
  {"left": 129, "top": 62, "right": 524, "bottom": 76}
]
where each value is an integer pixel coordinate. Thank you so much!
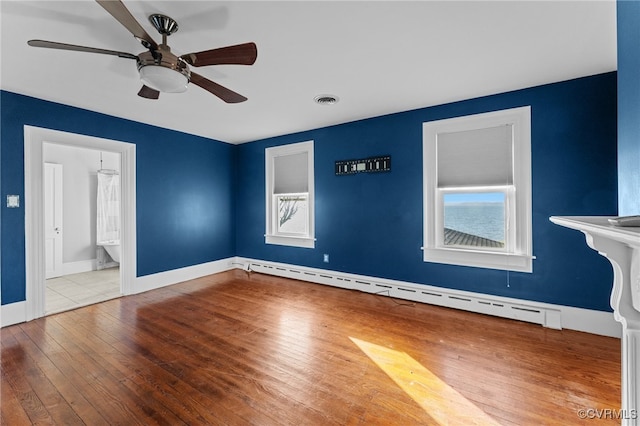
[{"left": 136, "top": 14, "right": 189, "bottom": 93}]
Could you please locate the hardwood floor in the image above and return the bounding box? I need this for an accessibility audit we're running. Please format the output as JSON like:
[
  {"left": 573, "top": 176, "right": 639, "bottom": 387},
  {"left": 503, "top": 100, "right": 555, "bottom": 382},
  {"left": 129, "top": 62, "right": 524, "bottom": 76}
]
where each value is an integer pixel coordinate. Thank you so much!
[{"left": 1, "top": 270, "right": 621, "bottom": 425}]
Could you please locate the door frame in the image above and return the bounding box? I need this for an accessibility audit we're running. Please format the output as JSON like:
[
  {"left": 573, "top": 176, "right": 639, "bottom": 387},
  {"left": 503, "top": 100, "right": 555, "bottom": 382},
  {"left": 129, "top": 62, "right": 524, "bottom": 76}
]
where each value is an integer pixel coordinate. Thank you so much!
[{"left": 24, "top": 126, "right": 137, "bottom": 320}]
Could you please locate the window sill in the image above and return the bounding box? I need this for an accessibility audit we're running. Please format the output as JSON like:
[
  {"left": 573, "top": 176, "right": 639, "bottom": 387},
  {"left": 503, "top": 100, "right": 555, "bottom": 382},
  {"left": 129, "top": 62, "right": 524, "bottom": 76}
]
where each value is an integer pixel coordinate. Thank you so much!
[
  {"left": 265, "top": 234, "right": 315, "bottom": 249},
  {"left": 423, "top": 247, "right": 534, "bottom": 272}
]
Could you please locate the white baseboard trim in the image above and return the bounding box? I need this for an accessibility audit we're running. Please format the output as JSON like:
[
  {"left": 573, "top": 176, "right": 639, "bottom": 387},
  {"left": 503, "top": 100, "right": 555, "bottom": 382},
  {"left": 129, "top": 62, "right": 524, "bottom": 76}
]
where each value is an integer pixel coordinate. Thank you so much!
[
  {"left": 5, "top": 256, "right": 620, "bottom": 339},
  {"left": 63, "top": 259, "right": 97, "bottom": 276},
  {"left": 2, "top": 257, "right": 236, "bottom": 328},
  {"left": 557, "top": 305, "right": 621, "bottom": 337},
  {"left": 1, "top": 301, "right": 27, "bottom": 327},
  {"left": 234, "top": 257, "right": 622, "bottom": 338},
  {"left": 133, "top": 257, "right": 236, "bottom": 295}
]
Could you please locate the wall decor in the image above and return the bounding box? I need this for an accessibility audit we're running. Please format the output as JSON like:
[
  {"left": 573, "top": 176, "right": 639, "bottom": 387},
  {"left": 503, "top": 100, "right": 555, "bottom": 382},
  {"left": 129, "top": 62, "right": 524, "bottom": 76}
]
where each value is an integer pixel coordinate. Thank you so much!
[{"left": 335, "top": 155, "right": 391, "bottom": 175}]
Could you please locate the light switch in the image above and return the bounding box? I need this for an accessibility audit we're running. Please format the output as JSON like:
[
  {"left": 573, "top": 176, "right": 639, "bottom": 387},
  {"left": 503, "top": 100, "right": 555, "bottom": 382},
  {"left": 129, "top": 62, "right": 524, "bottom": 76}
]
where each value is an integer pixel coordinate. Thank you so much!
[{"left": 7, "top": 195, "right": 20, "bottom": 208}]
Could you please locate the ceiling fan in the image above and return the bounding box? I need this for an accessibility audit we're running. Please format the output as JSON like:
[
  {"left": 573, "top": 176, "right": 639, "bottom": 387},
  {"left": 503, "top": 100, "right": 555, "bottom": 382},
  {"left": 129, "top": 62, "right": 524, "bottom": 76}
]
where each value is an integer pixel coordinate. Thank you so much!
[{"left": 27, "top": 0, "right": 257, "bottom": 103}]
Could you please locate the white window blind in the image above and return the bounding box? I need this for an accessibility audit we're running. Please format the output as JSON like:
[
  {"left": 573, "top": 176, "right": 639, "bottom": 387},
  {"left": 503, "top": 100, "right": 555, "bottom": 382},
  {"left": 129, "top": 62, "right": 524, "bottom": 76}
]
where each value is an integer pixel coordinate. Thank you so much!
[
  {"left": 437, "top": 124, "right": 513, "bottom": 187},
  {"left": 274, "top": 152, "right": 308, "bottom": 194}
]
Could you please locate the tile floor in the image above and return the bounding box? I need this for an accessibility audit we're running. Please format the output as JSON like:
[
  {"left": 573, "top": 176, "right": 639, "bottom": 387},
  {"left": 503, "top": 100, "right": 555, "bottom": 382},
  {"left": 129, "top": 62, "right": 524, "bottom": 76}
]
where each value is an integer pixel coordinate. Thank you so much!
[{"left": 46, "top": 267, "right": 121, "bottom": 315}]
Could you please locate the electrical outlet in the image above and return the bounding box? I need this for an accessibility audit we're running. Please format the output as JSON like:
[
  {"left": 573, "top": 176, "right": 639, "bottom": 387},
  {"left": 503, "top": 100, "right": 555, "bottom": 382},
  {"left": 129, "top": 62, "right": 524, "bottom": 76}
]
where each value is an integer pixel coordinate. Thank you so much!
[{"left": 323, "top": 254, "right": 329, "bottom": 263}]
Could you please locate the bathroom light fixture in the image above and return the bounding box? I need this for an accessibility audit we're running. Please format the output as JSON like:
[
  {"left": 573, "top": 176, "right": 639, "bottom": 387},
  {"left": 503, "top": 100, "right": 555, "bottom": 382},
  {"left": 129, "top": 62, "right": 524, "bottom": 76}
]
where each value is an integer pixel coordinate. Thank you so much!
[{"left": 314, "top": 94, "right": 339, "bottom": 105}]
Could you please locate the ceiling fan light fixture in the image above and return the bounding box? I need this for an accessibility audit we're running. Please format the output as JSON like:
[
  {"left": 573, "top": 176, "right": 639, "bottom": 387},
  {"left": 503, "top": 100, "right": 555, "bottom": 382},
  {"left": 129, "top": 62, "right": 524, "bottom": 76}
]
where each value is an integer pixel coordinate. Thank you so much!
[{"left": 139, "top": 64, "right": 189, "bottom": 93}]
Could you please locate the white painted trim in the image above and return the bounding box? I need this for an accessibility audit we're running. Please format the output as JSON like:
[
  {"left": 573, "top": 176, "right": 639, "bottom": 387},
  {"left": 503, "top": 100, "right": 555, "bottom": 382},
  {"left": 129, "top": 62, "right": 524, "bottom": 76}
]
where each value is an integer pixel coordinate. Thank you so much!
[
  {"left": 264, "top": 234, "right": 316, "bottom": 248},
  {"left": 134, "top": 257, "right": 236, "bottom": 294},
  {"left": 62, "top": 259, "right": 97, "bottom": 276},
  {"left": 25, "top": 135, "right": 46, "bottom": 320},
  {"left": 234, "top": 257, "right": 622, "bottom": 338},
  {"left": 423, "top": 106, "right": 533, "bottom": 272},
  {"left": 265, "top": 141, "right": 315, "bottom": 249},
  {"left": 3, "top": 257, "right": 236, "bottom": 327},
  {"left": 120, "top": 140, "right": 137, "bottom": 295},
  {"left": 5, "top": 254, "right": 619, "bottom": 339},
  {"left": 1, "top": 302, "right": 27, "bottom": 327},
  {"left": 24, "top": 126, "right": 136, "bottom": 321},
  {"left": 559, "top": 305, "right": 622, "bottom": 337}
]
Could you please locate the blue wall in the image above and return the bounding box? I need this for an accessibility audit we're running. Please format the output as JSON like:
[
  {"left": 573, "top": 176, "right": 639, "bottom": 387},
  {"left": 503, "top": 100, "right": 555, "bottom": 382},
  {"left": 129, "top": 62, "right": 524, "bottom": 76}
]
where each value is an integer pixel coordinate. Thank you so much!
[
  {"left": 236, "top": 73, "right": 618, "bottom": 312},
  {"left": 1, "top": 91, "right": 236, "bottom": 305},
  {"left": 617, "top": 0, "right": 640, "bottom": 216},
  {"left": 0, "top": 73, "right": 618, "bottom": 312}
]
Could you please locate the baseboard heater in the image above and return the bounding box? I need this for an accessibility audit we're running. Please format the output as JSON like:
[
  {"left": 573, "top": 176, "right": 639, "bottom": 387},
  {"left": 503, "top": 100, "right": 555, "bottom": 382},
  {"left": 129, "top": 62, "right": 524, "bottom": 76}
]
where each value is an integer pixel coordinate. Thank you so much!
[{"left": 244, "top": 260, "right": 560, "bottom": 329}]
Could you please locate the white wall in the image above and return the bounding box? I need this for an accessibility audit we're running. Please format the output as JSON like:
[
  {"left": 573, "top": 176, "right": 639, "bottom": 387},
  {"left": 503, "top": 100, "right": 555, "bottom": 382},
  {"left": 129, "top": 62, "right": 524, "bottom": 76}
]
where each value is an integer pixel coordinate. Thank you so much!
[{"left": 43, "top": 143, "right": 120, "bottom": 265}]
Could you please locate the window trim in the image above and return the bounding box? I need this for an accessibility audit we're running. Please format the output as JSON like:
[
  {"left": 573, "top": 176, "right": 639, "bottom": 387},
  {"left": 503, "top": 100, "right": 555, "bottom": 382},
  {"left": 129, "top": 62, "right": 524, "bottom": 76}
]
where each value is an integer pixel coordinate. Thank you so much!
[
  {"left": 265, "top": 141, "right": 315, "bottom": 248},
  {"left": 423, "top": 106, "right": 533, "bottom": 272}
]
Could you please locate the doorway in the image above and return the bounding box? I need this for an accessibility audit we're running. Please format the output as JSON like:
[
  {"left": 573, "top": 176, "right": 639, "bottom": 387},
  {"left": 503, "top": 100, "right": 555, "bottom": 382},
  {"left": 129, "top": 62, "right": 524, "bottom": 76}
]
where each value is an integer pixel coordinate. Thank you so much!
[
  {"left": 43, "top": 145, "right": 122, "bottom": 315},
  {"left": 24, "top": 126, "right": 137, "bottom": 321}
]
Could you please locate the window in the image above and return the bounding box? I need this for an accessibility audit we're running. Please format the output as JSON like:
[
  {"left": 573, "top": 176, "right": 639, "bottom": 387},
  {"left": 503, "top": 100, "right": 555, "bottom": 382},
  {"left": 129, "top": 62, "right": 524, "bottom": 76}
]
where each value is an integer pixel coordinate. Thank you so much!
[
  {"left": 275, "top": 193, "right": 309, "bottom": 235},
  {"left": 265, "top": 141, "right": 315, "bottom": 248},
  {"left": 423, "top": 107, "right": 533, "bottom": 272}
]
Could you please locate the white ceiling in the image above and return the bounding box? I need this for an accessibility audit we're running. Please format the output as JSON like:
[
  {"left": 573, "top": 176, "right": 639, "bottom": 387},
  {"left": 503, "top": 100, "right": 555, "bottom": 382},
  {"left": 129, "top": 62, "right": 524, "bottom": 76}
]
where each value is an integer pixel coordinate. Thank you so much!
[{"left": 1, "top": 1, "right": 617, "bottom": 144}]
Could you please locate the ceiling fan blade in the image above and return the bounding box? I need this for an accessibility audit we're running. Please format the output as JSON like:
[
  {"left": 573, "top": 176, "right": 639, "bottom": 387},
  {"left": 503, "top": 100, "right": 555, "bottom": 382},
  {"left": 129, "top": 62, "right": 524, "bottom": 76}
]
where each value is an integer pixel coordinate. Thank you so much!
[
  {"left": 28, "top": 39, "right": 137, "bottom": 59},
  {"left": 138, "top": 85, "right": 160, "bottom": 99},
  {"left": 190, "top": 72, "right": 247, "bottom": 103},
  {"left": 181, "top": 42, "right": 257, "bottom": 67},
  {"left": 96, "top": 0, "right": 158, "bottom": 50}
]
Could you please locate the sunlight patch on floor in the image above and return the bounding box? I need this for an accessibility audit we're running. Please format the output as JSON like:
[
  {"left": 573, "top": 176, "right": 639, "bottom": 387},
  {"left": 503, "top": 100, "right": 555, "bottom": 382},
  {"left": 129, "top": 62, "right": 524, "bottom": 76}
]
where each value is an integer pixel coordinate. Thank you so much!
[{"left": 350, "top": 337, "right": 501, "bottom": 426}]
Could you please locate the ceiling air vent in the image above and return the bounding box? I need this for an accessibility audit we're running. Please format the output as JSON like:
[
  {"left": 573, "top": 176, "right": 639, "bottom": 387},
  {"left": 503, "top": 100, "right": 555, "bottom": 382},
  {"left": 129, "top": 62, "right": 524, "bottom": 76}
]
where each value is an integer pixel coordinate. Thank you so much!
[{"left": 314, "top": 94, "right": 339, "bottom": 105}]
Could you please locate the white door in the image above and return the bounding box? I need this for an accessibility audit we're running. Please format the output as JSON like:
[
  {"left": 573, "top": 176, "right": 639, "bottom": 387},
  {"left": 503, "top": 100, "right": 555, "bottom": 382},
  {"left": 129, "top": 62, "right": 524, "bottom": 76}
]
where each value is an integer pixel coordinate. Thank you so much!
[{"left": 44, "top": 162, "right": 63, "bottom": 279}]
